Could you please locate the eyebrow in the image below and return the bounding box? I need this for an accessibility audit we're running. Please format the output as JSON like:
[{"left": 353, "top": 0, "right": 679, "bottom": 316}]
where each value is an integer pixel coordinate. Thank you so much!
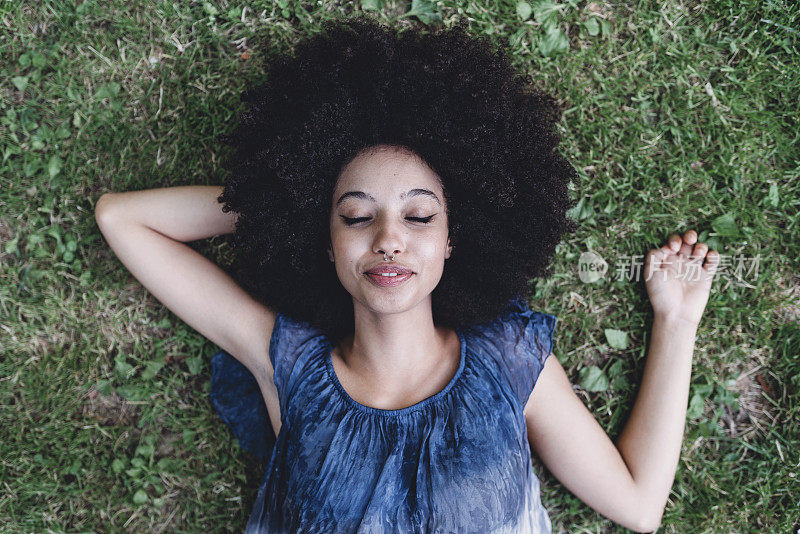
[{"left": 335, "top": 188, "right": 441, "bottom": 206}]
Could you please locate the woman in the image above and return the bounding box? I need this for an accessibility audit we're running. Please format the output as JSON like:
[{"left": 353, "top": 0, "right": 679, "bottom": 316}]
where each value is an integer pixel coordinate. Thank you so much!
[{"left": 95, "top": 14, "right": 719, "bottom": 533}]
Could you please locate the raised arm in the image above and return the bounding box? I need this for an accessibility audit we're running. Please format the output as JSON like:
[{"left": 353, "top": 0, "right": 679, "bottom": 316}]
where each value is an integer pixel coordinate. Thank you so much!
[
  {"left": 94, "top": 186, "right": 281, "bottom": 434},
  {"left": 96, "top": 185, "right": 238, "bottom": 241}
]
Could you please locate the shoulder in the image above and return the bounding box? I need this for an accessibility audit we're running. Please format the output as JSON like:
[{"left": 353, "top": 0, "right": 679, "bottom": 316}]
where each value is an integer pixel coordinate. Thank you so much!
[
  {"left": 268, "top": 312, "right": 329, "bottom": 368},
  {"left": 465, "top": 296, "right": 557, "bottom": 350},
  {"left": 462, "top": 296, "right": 558, "bottom": 409},
  {"left": 267, "top": 312, "right": 329, "bottom": 399}
]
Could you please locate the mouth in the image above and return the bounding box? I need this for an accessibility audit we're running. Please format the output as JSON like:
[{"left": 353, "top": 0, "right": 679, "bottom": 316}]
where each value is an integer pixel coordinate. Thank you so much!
[
  {"left": 363, "top": 265, "right": 415, "bottom": 287},
  {"left": 363, "top": 265, "right": 414, "bottom": 275}
]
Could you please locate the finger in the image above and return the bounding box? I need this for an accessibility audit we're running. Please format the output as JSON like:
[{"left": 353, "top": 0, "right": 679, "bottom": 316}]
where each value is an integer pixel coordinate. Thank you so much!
[
  {"left": 666, "top": 233, "right": 681, "bottom": 252},
  {"left": 691, "top": 241, "right": 708, "bottom": 260},
  {"left": 704, "top": 249, "right": 721, "bottom": 273},
  {"left": 661, "top": 234, "right": 681, "bottom": 258},
  {"left": 650, "top": 247, "right": 669, "bottom": 264},
  {"left": 678, "top": 230, "right": 696, "bottom": 257}
]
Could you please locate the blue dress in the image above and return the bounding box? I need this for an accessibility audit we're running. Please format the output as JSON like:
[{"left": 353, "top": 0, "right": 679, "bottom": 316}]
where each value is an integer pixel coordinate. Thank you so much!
[{"left": 210, "top": 296, "right": 557, "bottom": 533}]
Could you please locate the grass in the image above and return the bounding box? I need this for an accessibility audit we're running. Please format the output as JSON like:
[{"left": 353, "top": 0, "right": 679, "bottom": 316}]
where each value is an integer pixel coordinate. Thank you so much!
[{"left": 1, "top": 0, "right": 798, "bottom": 531}]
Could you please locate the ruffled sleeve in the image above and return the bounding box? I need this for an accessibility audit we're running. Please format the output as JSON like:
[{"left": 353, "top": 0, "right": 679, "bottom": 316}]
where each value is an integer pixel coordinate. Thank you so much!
[
  {"left": 209, "top": 350, "right": 275, "bottom": 462},
  {"left": 467, "top": 296, "right": 558, "bottom": 409},
  {"left": 267, "top": 312, "right": 328, "bottom": 421},
  {"left": 208, "top": 312, "right": 326, "bottom": 462}
]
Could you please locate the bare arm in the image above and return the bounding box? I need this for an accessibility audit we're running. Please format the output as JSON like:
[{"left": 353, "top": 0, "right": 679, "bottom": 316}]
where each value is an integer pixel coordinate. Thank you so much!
[
  {"left": 525, "top": 355, "right": 653, "bottom": 532},
  {"left": 525, "top": 230, "right": 716, "bottom": 532},
  {"left": 97, "top": 185, "right": 238, "bottom": 240},
  {"left": 95, "top": 186, "right": 281, "bottom": 435},
  {"left": 524, "top": 319, "right": 696, "bottom": 532},
  {"left": 613, "top": 315, "right": 697, "bottom": 526},
  {"left": 613, "top": 229, "right": 716, "bottom": 527}
]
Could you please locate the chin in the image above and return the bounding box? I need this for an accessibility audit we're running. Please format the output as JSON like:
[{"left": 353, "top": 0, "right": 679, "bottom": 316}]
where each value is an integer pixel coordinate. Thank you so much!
[{"left": 368, "top": 292, "right": 436, "bottom": 314}]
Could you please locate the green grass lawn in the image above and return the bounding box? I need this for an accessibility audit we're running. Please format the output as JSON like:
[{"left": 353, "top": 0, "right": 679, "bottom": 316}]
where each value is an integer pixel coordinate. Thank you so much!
[{"left": 2, "top": 0, "right": 798, "bottom": 531}]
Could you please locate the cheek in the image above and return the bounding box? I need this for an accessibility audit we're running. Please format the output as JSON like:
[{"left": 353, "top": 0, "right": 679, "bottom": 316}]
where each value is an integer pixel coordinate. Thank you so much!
[
  {"left": 416, "top": 232, "right": 449, "bottom": 261},
  {"left": 331, "top": 234, "right": 369, "bottom": 269}
]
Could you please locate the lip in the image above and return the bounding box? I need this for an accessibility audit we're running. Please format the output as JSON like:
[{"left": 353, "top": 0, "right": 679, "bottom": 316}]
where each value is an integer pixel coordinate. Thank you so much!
[
  {"left": 363, "top": 265, "right": 414, "bottom": 275},
  {"left": 364, "top": 271, "right": 414, "bottom": 287}
]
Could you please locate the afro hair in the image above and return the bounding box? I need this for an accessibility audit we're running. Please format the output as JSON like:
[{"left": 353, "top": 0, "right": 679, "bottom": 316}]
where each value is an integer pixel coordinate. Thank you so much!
[{"left": 217, "top": 14, "right": 578, "bottom": 343}]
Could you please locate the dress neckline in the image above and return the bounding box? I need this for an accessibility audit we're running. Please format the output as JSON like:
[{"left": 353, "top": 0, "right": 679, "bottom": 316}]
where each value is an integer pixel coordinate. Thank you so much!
[{"left": 323, "top": 328, "right": 467, "bottom": 417}]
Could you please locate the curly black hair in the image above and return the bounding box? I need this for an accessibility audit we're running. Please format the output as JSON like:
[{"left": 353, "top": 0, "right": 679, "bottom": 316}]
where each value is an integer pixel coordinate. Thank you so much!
[{"left": 217, "top": 14, "right": 578, "bottom": 343}]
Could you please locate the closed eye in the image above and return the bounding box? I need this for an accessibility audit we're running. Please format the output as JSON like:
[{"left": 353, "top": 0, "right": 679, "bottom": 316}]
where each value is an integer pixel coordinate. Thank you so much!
[
  {"left": 340, "top": 215, "right": 435, "bottom": 226},
  {"left": 341, "top": 216, "right": 370, "bottom": 225}
]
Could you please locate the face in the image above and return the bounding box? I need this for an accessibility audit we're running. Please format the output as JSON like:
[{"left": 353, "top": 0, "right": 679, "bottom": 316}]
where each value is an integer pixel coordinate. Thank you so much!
[{"left": 328, "top": 145, "right": 453, "bottom": 315}]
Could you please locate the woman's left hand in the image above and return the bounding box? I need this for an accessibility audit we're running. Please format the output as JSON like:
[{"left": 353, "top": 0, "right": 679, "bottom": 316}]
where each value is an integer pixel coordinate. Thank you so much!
[{"left": 644, "top": 229, "right": 720, "bottom": 327}]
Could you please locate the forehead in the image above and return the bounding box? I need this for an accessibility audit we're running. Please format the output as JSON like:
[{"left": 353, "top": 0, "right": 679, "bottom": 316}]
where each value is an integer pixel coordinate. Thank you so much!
[{"left": 333, "top": 145, "right": 443, "bottom": 197}]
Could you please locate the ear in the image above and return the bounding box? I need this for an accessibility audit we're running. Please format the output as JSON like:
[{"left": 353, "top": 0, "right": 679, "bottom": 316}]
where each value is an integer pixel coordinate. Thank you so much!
[
  {"left": 328, "top": 244, "right": 335, "bottom": 263},
  {"left": 445, "top": 237, "right": 453, "bottom": 259}
]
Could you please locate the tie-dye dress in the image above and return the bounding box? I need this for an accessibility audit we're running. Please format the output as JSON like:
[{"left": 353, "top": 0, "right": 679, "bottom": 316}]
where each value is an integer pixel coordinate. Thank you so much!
[{"left": 210, "top": 296, "right": 557, "bottom": 533}]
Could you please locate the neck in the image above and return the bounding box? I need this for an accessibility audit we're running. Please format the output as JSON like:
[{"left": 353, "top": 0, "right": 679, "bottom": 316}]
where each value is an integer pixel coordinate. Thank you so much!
[{"left": 340, "top": 297, "right": 450, "bottom": 390}]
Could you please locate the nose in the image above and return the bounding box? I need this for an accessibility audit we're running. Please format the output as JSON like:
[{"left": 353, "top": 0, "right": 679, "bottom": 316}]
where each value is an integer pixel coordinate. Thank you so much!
[{"left": 372, "top": 215, "right": 405, "bottom": 258}]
